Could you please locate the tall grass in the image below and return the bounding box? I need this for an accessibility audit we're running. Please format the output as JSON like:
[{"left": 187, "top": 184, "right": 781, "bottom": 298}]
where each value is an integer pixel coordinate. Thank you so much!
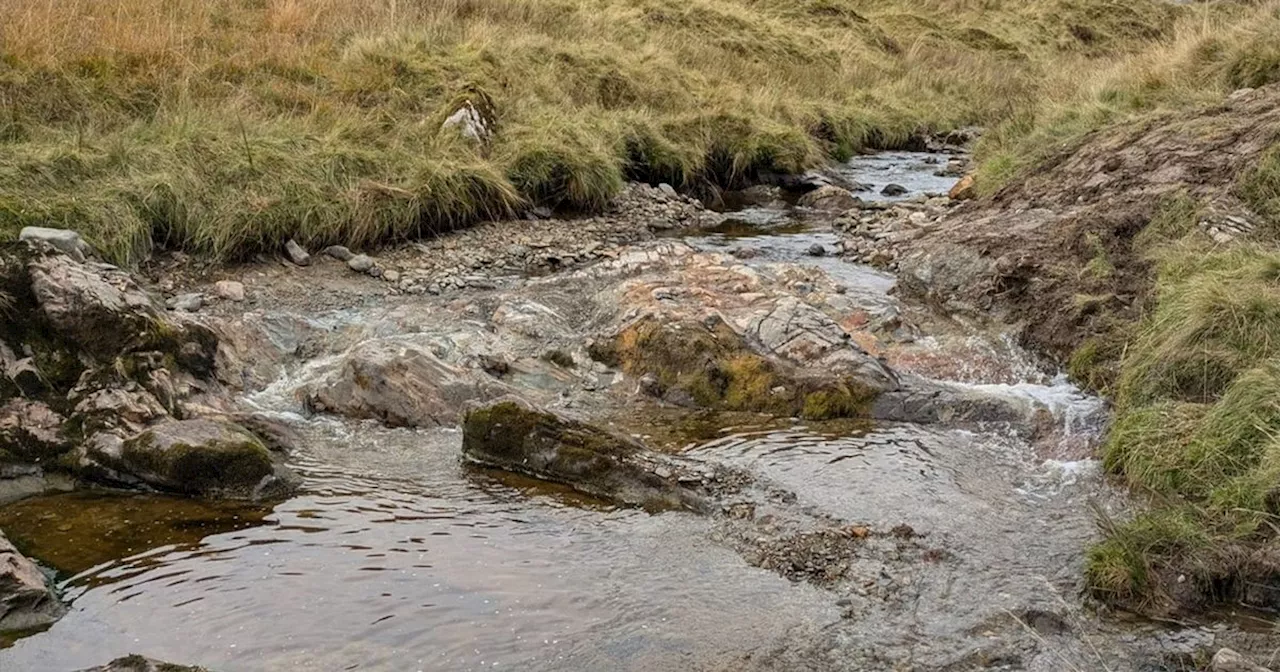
[{"left": 0, "top": 0, "right": 1193, "bottom": 262}]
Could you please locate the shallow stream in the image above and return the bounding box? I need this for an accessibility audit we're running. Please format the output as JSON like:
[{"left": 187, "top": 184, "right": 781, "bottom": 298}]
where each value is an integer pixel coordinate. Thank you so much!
[{"left": 0, "top": 151, "right": 1169, "bottom": 671}]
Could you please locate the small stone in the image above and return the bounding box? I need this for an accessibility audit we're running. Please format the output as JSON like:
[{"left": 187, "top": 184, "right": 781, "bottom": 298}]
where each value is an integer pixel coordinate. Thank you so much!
[
  {"left": 881, "top": 183, "right": 908, "bottom": 197},
  {"left": 531, "top": 206, "right": 553, "bottom": 220},
  {"left": 506, "top": 243, "right": 531, "bottom": 258},
  {"left": 347, "top": 254, "right": 375, "bottom": 273},
  {"left": 284, "top": 239, "right": 311, "bottom": 266},
  {"left": 324, "top": 245, "right": 355, "bottom": 262},
  {"left": 383, "top": 269, "right": 400, "bottom": 283},
  {"left": 908, "top": 212, "right": 929, "bottom": 227},
  {"left": 213, "top": 280, "right": 245, "bottom": 302},
  {"left": 168, "top": 293, "right": 203, "bottom": 312},
  {"left": 948, "top": 174, "right": 977, "bottom": 201},
  {"left": 806, "top": 243, "right": 826, "bottom": 257},
  {"left": 1212, "top": 648, "right": 1273, "bottom": 672},
  {"left": 658, "top": 183, "right": 678, "bottom": 199},
  {"left": 368, "top": 266, "right": 383, "bottom": 278},
  {"left": 427, "top": 284, "right": 442, "bottom": 295},
  {"left": 638, "top": 373, "right": 662, "bottom": 397}
]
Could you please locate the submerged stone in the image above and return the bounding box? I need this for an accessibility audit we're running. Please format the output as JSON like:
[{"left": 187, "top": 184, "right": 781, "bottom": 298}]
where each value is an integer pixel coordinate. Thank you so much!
[{"left": 462, "top": 398, "right": 711, "bottom": 512}]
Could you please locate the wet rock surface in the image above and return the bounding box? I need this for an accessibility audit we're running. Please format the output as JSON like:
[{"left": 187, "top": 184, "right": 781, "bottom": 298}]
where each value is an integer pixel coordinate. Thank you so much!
[{"left": 0, "top": 530, "right": 62, "bottom": 633}]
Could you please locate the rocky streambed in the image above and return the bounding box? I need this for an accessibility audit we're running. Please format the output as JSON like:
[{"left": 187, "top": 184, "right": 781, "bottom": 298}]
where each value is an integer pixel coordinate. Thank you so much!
[{"left": 0, "top": 153, "right": 1270, "bottom": 671}]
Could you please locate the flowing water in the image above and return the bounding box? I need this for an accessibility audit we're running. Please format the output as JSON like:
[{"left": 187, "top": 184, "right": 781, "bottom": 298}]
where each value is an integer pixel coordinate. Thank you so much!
[{"left": 0, "top": 152, "right": 1160, "bottom": 671}]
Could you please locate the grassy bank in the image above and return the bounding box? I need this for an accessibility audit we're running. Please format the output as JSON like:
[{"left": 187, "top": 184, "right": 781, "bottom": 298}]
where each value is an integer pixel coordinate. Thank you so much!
[
  {"left": 0, "top": 0, "right": 1196, "bottom": 263},
  {"left": 1084, "top": 146, "right": 1280, "bottom": 612},
  {"left": 976, "top": 0, "right": 1280, "bottom": 192}
]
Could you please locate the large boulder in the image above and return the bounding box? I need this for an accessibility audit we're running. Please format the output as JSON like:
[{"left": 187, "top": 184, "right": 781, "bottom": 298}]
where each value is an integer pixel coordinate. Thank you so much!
[
  {"left": 306, "top": 340, "right": 506, "bottom": 427},
  {"left": 0, "top": 399, "right": 68, "bottom": 463},
  {"left": 0, "top": 530, "right": 63, "bottom": 632},
  {"left": 594, "top": 315, "right": 883, "bottom": 419},
  {"left": 462, "top": 399, "right": 715, "bottom": 512},
  {"left": 87, "top": 419, "right": 297, "bottom": 499}
]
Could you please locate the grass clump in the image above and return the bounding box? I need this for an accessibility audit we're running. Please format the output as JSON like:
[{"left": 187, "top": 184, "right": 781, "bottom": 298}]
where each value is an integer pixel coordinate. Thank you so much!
[
  {"left": 0, "top": 0, "right": 1204, "bottom": 263},
  {"left": 1090, "top": 238, "right": 1280, "bottom": 612}
]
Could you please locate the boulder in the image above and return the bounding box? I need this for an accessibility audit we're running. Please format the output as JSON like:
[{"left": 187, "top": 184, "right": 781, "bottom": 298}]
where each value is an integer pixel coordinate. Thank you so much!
[
  {"left": 91, "top": 419, "right": 297, "bottom": 499},
  {"left": 798, "top": 185, "right": 859, "bottom": 213},
  {"left": 462, "top": 398, "right": 711, "bottom": 511},
  {"left": 305, "top": 340, "right": 505, "bottom": 427},
  {"left": 76, "top": 656, "right": 208, "bottom": 672},
  {"left": 0, "top": 530, "right": 64, "bottom": 632},
  {"left": 0, "top": 399, "right": 68, "bottom": 462},
  {"left": 19, "top": 227, "right": 92, "bottom": 262},
  {"left": 881, "top": 183, "right": 908, "bottom": 196},
  {"left": 600, "top": 315, "right": 886, "bottom": 419},
  {"left": 27, "top": 253, "right": 161, "bottom": 359}
]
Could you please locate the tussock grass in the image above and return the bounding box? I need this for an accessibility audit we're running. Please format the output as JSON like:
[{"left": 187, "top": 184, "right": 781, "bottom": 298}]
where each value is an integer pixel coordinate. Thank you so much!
[
  {"left": 977, "top": 1, "right": 1280, "bottom": 193},
  {"left": 0, "top": 0, "right": 1196, "bottom": 262}
]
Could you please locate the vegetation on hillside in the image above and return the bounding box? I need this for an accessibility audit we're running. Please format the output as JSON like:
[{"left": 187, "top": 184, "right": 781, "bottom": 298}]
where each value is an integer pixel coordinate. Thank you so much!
[{"left": 0, "top": 0, "right": 1198, "bottom": 263}]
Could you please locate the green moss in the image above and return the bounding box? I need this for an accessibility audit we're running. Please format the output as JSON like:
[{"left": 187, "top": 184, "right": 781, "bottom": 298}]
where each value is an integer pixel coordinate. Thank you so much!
[
  {"left": 121, "top": 421, "right": 275, "bottom": 495},
  {"left": 801, "top": 385, "right": 876, "bottom": 421}
]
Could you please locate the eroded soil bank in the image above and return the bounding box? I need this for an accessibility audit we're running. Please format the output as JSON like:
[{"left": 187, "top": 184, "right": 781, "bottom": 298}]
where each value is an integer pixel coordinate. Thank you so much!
[{"left": 1, "top": 152, "right": 1275, "bottom": 671}]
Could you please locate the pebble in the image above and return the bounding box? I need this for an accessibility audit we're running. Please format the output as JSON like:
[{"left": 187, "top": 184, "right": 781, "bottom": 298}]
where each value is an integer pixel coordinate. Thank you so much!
[
  {"left": 658, "top": 183, "right": 678, "bottom": 199},
  {"left": 213, "top": 280, "right": 245, "bottom": 302},
  {"left": 285, "top": 239, "right": 311, "bottom": 266},
  {"left": 383, "top": 269, "right": 400, "bottom": 283},
  {"left": 324, "top": 245, "right": 355, "bottom": 262},
  {"left": 347, "top": 254, "right": 375, "bottom": 273},
  {"left": 167, "top": 293, "right": 203, "bottom": 312}
]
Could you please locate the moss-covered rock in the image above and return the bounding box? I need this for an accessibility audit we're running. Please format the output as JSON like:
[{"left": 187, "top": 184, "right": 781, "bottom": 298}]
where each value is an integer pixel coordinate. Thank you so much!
[
  {"left": 102, "top": 419, "right": 297, "bottom": 499},
  {"left": 605, "top": 315, "right": 877, "bottom": 419},
  {"left": 462, "top": 398, "right": 712, "bottom": 512}
]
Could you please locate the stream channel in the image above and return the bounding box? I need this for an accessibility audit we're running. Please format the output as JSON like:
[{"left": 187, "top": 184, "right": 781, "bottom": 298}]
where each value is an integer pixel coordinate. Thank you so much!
[{"left": 0, "top": 153, "right": 1214, "bottom": 671}]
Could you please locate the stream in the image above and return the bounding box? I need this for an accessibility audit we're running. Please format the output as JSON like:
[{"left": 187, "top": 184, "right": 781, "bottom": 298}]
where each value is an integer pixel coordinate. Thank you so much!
[{"left": 0, "top": 152, "right": 1208, "bottom": 671}]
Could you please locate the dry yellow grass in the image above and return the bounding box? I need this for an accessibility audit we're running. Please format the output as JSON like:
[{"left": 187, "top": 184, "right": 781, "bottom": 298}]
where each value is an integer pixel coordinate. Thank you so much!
[{"left": 0, "top": 0, "right": 1207, "bottom": 261}]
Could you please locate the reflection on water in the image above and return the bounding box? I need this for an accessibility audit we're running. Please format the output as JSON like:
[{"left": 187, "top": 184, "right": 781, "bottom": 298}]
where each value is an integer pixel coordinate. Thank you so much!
[{"left": 0, "top": 427, "right": 836, "bottom": 672}]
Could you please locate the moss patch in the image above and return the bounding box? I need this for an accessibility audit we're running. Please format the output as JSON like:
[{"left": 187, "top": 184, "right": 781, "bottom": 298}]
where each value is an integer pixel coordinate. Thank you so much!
[{"left": 608, "top": 316, "right": 876, "bottom": 418}]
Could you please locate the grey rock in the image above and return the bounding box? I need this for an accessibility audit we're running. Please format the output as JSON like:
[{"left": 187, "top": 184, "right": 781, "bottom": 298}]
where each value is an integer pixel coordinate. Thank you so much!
[
  {"left": 305, "top": 340, "right": 506, "bottom": 427},
  {"left": 88, "top": 419, "right": 298, "bottom": 499},
  {"left": 462, "top": 397, "right": 713, "bottom": 512},
  {"left": 5, "top": 357, "right": 46, "bottom": 397},
  {"left": 168, "top": 293, "right": 203, "bottom": 312},
  {"left": 798, "top": 186, "right": 859, "bottom": 213},
  {"left": 506, "top": 243, "right": 531, "bottom": 258},
  {"left": 658, "top": 183, "right": 678, "bottom": 199},
  {"left": 530, "top": 206, "right": 553, "bottom": 220},
  {"left": 441, "top": 101, "right": 493, "bottom": 144},
  {"left": 284, "top": 239, "right": 311, "bottom": 266},
  {"left": 368, "top": 266, "right": 383, "bottom": 278},
  {"left": 881, "top": 183, "right": 908, "bottom": 196},
  {"left": 1213, "top": 649, "right": 1274, "bottom": 672},
  {"left": 806, "top": 243, "right": 826, "bottom": 257},
  {"left": 323, "top": 245, "right": 355, "bottom": 262},
  {"left": 19, "top": 227, "right": 92, "bottom": 262},
  {"left": 213, "top": 280, "right": 245, "bottom": 302},
  {"left": 638, "top": 373, "right": 662, "bottom": 398},
  {"left": 383, "top": 269, "right": 401, "bottom": 283},
  {"left": 0, "top": 399, "right": 67, "bottom": 461},
  {"left": 0, "top": 530, "right": 64, "bottom": 633},
  {"left": 347, "top": 254, "right": 375, "bottom": 273}
]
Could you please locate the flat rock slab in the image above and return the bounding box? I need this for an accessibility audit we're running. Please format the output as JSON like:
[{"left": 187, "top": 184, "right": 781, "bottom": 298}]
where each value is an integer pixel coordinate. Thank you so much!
[{"left": 462, "top": 398, "right": 723, "bottom": 512}]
